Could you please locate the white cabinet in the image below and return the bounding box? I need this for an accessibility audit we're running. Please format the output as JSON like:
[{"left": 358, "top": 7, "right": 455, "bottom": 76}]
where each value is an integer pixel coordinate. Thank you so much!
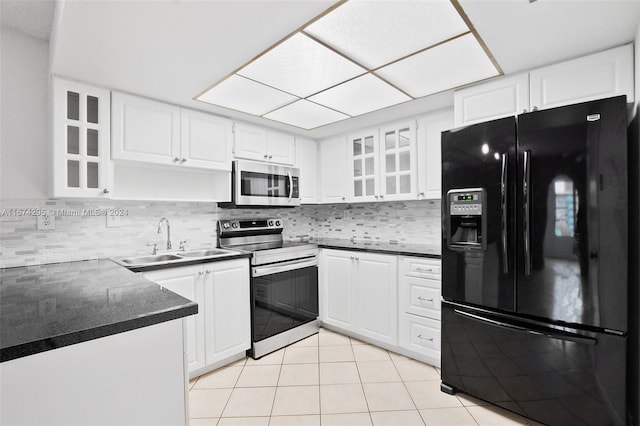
[
  {"left": 454, "top": 44, "right": 634, "bottom": 127},
  {"left": 529, "top": 43, "right": 634, "bottom": 111},
  {"left": 233, "top": 123, "right": 295, "bottom": 165},
  {"left": 111, "top": 92, "right": 232, "bottom": 171},
  {"left": 454, "top": 73, "right": 529, "bottom": 127},
  {"left": 52, "top": 77, "right": 111, "bottom": 198},
  {"left": 417, "top": 109, "right": 454, "bottom": 199},
  {"left": 144, "top": 258, "right": 250, "bottom": 377},
  {"left": 295, "top": 137, "right": 319, "bottom": 204},
  {"left": 398, "top": 256, "right": 442, "bottom": 367},
  {"left": 320, "top": 249, "right": 398, "bottom": 346},
  {"left": 347, "top": 129, "right": 380, "bottom": 202},
  {"left": 319, "top": 135, "right": 348, "bottom": 203}
]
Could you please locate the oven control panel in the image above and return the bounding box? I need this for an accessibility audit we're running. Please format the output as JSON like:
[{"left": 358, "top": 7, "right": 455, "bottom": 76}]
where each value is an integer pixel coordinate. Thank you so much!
[{"left": 218, "top": 218, "right": 283, "bottom": 233}]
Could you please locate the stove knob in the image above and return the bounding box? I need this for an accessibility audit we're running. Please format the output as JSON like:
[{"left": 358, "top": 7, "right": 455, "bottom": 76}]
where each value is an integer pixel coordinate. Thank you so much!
[
  {"left": 231, "top": 222, "right": 238, "bottom": 228},
  {"left": 268, "top": 220, "right": 274, "bottom": 227},
  {"left": 222, "top": 223, "right": 230, "bottom": 229},
  {"left": 275, "top": 220, "right": 281, "bottom": 226}
]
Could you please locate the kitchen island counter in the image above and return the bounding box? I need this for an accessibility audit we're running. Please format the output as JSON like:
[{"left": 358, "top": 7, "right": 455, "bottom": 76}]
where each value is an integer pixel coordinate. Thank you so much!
[
  {"left": 0, "top": 258, "right": 197, "bottom": 362},
  {"left": 313, "top": 238, "right": 441, "bottom": 258}
]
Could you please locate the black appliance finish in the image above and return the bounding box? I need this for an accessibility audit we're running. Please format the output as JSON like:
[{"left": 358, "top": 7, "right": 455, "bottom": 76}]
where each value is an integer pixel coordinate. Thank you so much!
[
  {"left": 218, "top": 218, "right": 318, "bottom": 359},
  {"left": 441, "top": 96, "right": 629, "bottom": 426}
]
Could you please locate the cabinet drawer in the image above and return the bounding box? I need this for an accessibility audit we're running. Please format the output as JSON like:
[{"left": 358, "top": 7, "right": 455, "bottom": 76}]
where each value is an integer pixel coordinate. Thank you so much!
[
  {"left": 399, "top": 313, "right": 441, "bottom": 362},
  {"left": 404, "top": 282, "right": 441, "bottom": 320},
  {"left": 400, "top": 257, "right": 441, "bottom": 280}
]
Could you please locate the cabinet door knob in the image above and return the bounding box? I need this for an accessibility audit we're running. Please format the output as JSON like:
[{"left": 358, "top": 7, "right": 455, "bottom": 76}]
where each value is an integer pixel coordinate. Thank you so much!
[
  {"left": 197, "top": 270, "right": 204, "bottom": 276},
  {"left": 341, "top": 196, "right": 345, "bottom": 201},
  {"left": 379, "top": 195, "right": 384, "bottom": 199},
  {"left": 268, "top": 155, "right": 273, "bottom": 159},
  {"left": 375, "top": 195, "right": 379, "bottom": 199},
  {"left": 419, "top": 192, "right": 424, "bottom": 196},
  {"left": 173, "top": 157, "right": 180, "bottom": 162},
  {"left": 103, "top": 188, "right": 110, "bottom": 194},
  {"left": 180, "top": 158, "right": 187, "bottom": 163},
  {"left": 264, "top": 154, "right": 268, "bottom": 159}
]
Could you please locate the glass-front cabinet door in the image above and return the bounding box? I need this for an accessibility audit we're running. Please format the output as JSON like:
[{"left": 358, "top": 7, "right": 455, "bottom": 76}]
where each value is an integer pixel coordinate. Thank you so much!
[
  {"left": 53, "top": 77, "right": 111, "bottom": 198},
  {"left": 379, "top": 121, "right": 417, "bottom": 201},
  {"left": 348, "top": 129, "right": 380, "bottom": 202}
]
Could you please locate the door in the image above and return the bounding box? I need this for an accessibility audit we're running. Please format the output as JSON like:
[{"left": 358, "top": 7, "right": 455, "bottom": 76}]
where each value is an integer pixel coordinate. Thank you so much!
[
  {"left": 348, "top": 130, "right": 380, "bottom": 202},
  {"left": 441, "top": 117, "right": 517, "bottom": 312},
  {"left": 234, "top": 123, "right": 268, "bottom": 161},
  {"left": 319, "top": 136, "right": 347, "bottom": 203},
  {"left": 181, "top": 109, "right": 232, "bottom": 170},
  {"left": 379, "top": 122, "right": 417, "bottom": 201},
  {"left": 295, "top": 137, "right": 319, "bottom": 203},
  {"left": 266, "top": 131, "right": 295, "bottom": 165},
  {"left": 321, "top": 250, "right": 356, "bottom": 331},
  {"left": 516, "top": 96, "right": 628, "bottom": 331}
]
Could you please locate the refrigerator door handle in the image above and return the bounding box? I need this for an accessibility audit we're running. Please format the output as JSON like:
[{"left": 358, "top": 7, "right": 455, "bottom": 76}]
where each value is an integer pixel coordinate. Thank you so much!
[
  {"left": 500, "top": 153, "right": 509, "bottom": 274},
  {"left": 453, "top": 309, "right": 597, "bottom": 345},
  {"left": 523, "top": 150, "right": 532, "bottom": 276}
]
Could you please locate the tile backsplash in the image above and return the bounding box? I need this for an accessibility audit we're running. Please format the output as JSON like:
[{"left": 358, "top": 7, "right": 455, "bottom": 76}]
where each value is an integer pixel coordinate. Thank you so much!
[{"left": 0, "top": 199, "right": 441, "bottom": 268}]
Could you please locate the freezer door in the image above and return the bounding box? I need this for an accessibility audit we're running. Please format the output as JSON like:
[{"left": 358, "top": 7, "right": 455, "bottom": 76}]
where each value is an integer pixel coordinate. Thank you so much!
[
  {"left": 441, "top": 303, "right": 626, "bottom": 426},
  {"left": 516, "top": 96, "right": 628, "bottom": 332},
  {"left": 441, "top": 117, "right": 516, "bottom": 312}
]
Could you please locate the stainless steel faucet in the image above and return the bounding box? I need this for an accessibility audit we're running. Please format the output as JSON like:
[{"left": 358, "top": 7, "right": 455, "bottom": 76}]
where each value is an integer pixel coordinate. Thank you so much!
[{"left": 157, "top": 217, "right": 171, "bottom": 250}]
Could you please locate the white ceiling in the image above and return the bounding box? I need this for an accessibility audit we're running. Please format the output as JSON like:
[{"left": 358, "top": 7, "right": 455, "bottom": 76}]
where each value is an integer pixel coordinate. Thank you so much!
[{"left": 3, "top": 0, "right": 640, "bottom": 139}]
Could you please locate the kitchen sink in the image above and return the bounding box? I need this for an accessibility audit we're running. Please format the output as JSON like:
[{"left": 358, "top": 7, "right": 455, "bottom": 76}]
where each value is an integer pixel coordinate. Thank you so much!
[
  {"left": 117, "top": 254, "right": 183, "bottom": 266},
  {"left": 179, "top": 249, "right": 236, "bottom": 258}
]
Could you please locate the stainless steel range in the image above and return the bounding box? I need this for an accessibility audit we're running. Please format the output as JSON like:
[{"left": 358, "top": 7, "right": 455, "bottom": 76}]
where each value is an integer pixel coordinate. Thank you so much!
[{"left": 218, "top": 218, "right": 319, "bottom": 359}]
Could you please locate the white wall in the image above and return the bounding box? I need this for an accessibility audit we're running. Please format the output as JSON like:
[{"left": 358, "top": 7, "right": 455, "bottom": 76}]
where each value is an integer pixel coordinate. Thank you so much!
[{"left": 0, "top": 26, "right": 50, "bottom": 200}]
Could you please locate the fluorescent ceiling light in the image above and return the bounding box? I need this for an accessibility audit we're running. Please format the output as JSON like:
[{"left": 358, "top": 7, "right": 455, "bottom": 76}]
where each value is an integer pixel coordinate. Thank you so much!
[
  {"left": 264, "top": 99, "right": 350, "bottom": 130},
  {"left": 238, "top": 32, "right": 366, "bottom": 98},
  {"left": 309, "top": 73, "right": 411, "bottom": 116},
  {"left": 197, "top": 74, "right": 298, "bottom": 116},
  {"left": 376, "top": 33, "right": 499, "bottom": 98},
  {"left": 305, "top": 0, "right": 468, "bottom": 69},
  {"left": 196, "top": 1, "right": 501, "bottom": 130}
]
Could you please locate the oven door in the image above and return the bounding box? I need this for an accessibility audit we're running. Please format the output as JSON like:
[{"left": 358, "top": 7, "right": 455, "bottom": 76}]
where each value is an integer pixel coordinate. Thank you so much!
[
  {"left": 251, "top": 257, "right": 318, "bottom": 343},
  {"left": 234, "top": 160, "right": 300, "bottom": 207}
]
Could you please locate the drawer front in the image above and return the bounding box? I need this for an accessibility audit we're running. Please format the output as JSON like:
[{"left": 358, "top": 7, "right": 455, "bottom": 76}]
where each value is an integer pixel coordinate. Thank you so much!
[
  {"left": 400, "top": 257, "right": 441, "bottom": 280},
  {"left": 399, "top": 313, "right": 441, "bottom": 361},
  {"left": 406, "top": 283, "right": 441, "bottom": 320}
]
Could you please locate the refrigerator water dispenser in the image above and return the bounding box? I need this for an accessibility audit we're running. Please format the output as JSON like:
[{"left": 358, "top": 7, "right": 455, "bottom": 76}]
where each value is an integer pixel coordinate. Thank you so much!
[{"left": 447, "top": 188, "right": 486, "bottom": 251}]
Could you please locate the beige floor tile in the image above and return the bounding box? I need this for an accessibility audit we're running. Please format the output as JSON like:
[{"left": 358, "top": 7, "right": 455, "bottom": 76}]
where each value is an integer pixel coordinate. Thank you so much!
[
  {"left": 319, "top": 345, "right": 355, "bottom": 363},
  {"left": 189, "top": 388, "right": 232, "bottom": 418},
  {"left": 349, "top": 337, "right": 368, "bottom": 345},
  {"left": 388, "top": 351, "right": 410, "bottom": 361},
  {"left": 370, "top": 410, "right": 425, "bottom": 426},
  {"left": 466, "top": 405, "right": 530, "bottom": 425},
  {"left": 217, "top": 417, "right": 270, "bottom": 426},
  {"left": 272, "top": 385, "right": 320, "bottom": 416},
  {"left": 393, "top": 359, "right": 440, "bottom": 381},
  {"left": 269, "top": 414, "right": 320, "bottom": 426},
  {"left": 456, "top": 393, "right": 491, "bottom": 407},
  {"left": 320, "top": 384, "right": 369, "bottom": 414},
  {"left": 319, "top": 330, "right": 352, "bottom": 346},
  {"left": 246, "top": 349, "right": 285, "bottom": 365},
  {"left": 236, "top": 365, "right": 281, "bottom": 387},
  {"left": 319, "top": 362, "right": 361, "bottom": 384},
  {"left": 189, "top": 418, "right": 218, "bottom": 426},
  {"left": 291, "top": 334, "right": 319, "bottom": 348},
  {"left": 222, "top": 387, "right": 276, "bottom": 417},
  {"left": 321, "top": 413, "right": 372, "bottom": 426},
  {"left": 362, "top": 382, "right": 415, "bottom": 411},
  {"left": 356, "top": 361, "right": 401, "bottom": 383},
  {"left": 193, "top": 366, "right": 243, "bottom": 389},
  {"left": 283, "top": 346, "right": 319, "bottom": 364},
  {"left": 420, "top": 407, "right": 477, "bottom": 426},
  {"left": 352, "top": 344, "right": 391, "bottom": 361},
  {"left": 434, "top": 367, "right": 441, "bottom": 376},
  {"left": 188, "top": 378, "right": 198, "bottom": 390},
  {"left": 228, "top": 357, "right": 247, "bottom": 367},
  {"left": 405, "top": 381, "right": 463, "bottom": 410},
  {"left": 278, "top": 363, "right": 319, "bottom": 386}
]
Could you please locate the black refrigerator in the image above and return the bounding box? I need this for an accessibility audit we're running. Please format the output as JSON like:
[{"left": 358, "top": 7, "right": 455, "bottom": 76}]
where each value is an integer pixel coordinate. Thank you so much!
[{"left": 441, "top": 95, "right": 629, "bottom": 426}]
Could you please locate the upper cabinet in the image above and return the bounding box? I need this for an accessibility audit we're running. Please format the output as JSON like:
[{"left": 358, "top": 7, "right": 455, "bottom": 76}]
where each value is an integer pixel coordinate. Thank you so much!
[
  {"left": 417, "top": 109, "right": 454, "bottom": 200},
  {"left": 52, "top": 77, "right": 111, "bottom": 198},
  {"left": 454, "top": 44, "right": 634, "bottom": 127},
  {"left": 319, "top": 135, "right": 348, "bottom": 203},
  {"left": 295, "top": 137, "right": 319, "bottom": 204},
  {"left": 233, "top": 123, "right": 295, "bottom": 165},
  {"left": 111, "top": 92, "right": 232, "bottom": 171},
  {"left": 348, "top": 129, "right": 380, "bottom": 202}
]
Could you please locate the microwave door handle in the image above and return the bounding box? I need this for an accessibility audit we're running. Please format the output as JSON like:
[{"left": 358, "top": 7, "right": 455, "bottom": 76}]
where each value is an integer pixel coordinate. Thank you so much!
[{"left": 288, "top": 171, "right": 293, "bottom": 201}]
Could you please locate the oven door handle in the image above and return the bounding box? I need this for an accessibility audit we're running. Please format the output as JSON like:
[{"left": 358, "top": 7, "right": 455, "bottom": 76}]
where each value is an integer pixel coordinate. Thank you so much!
[{"left": 253, "top": 257, "right": 318, "bottom": 277}]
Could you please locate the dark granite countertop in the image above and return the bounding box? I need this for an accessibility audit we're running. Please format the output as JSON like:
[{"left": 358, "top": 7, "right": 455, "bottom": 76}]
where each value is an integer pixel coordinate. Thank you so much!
[
  {"left": 312, "top": 238, "right": 441, "bottom": 258},
  {"left": 0, "top": 259, "right": 198, "bottom": 362}
]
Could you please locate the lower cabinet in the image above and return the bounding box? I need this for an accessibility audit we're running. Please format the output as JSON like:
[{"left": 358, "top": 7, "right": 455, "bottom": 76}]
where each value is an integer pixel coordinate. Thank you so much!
[
  {"left": 144, "top": 258, "right": 250, "bottom": 377},
  {"left": 320, "top": 249, "right": 398, "bottom": 346},
  {"left": 398, "top": 256, "right": 442, "bottom": 367}
]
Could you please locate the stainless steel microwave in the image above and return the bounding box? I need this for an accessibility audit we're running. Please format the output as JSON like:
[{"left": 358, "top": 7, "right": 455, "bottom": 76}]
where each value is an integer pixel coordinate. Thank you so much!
[{"left": 221, "top": 160, "right": 300, "bottom": 208}]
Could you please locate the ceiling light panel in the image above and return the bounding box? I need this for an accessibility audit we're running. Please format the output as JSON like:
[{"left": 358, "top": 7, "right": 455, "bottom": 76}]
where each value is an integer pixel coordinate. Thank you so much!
[
  {"left": 238, "top": 33, "right": 366, "bottom": 98},
  {"left": 264, "top": 99, "right": 350, "bottom": 130},
  {"left": 304, "top": 0, "right": 469, "bottom": 69},
  {"left": 197, "top": 74, "right": 298, "bottom": 116},
  {"left": 309, "top": 73, "right": 411, "bottom": 116},
  {"left": 376, "top": 33, "right": 499, "bottom": 98}
]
